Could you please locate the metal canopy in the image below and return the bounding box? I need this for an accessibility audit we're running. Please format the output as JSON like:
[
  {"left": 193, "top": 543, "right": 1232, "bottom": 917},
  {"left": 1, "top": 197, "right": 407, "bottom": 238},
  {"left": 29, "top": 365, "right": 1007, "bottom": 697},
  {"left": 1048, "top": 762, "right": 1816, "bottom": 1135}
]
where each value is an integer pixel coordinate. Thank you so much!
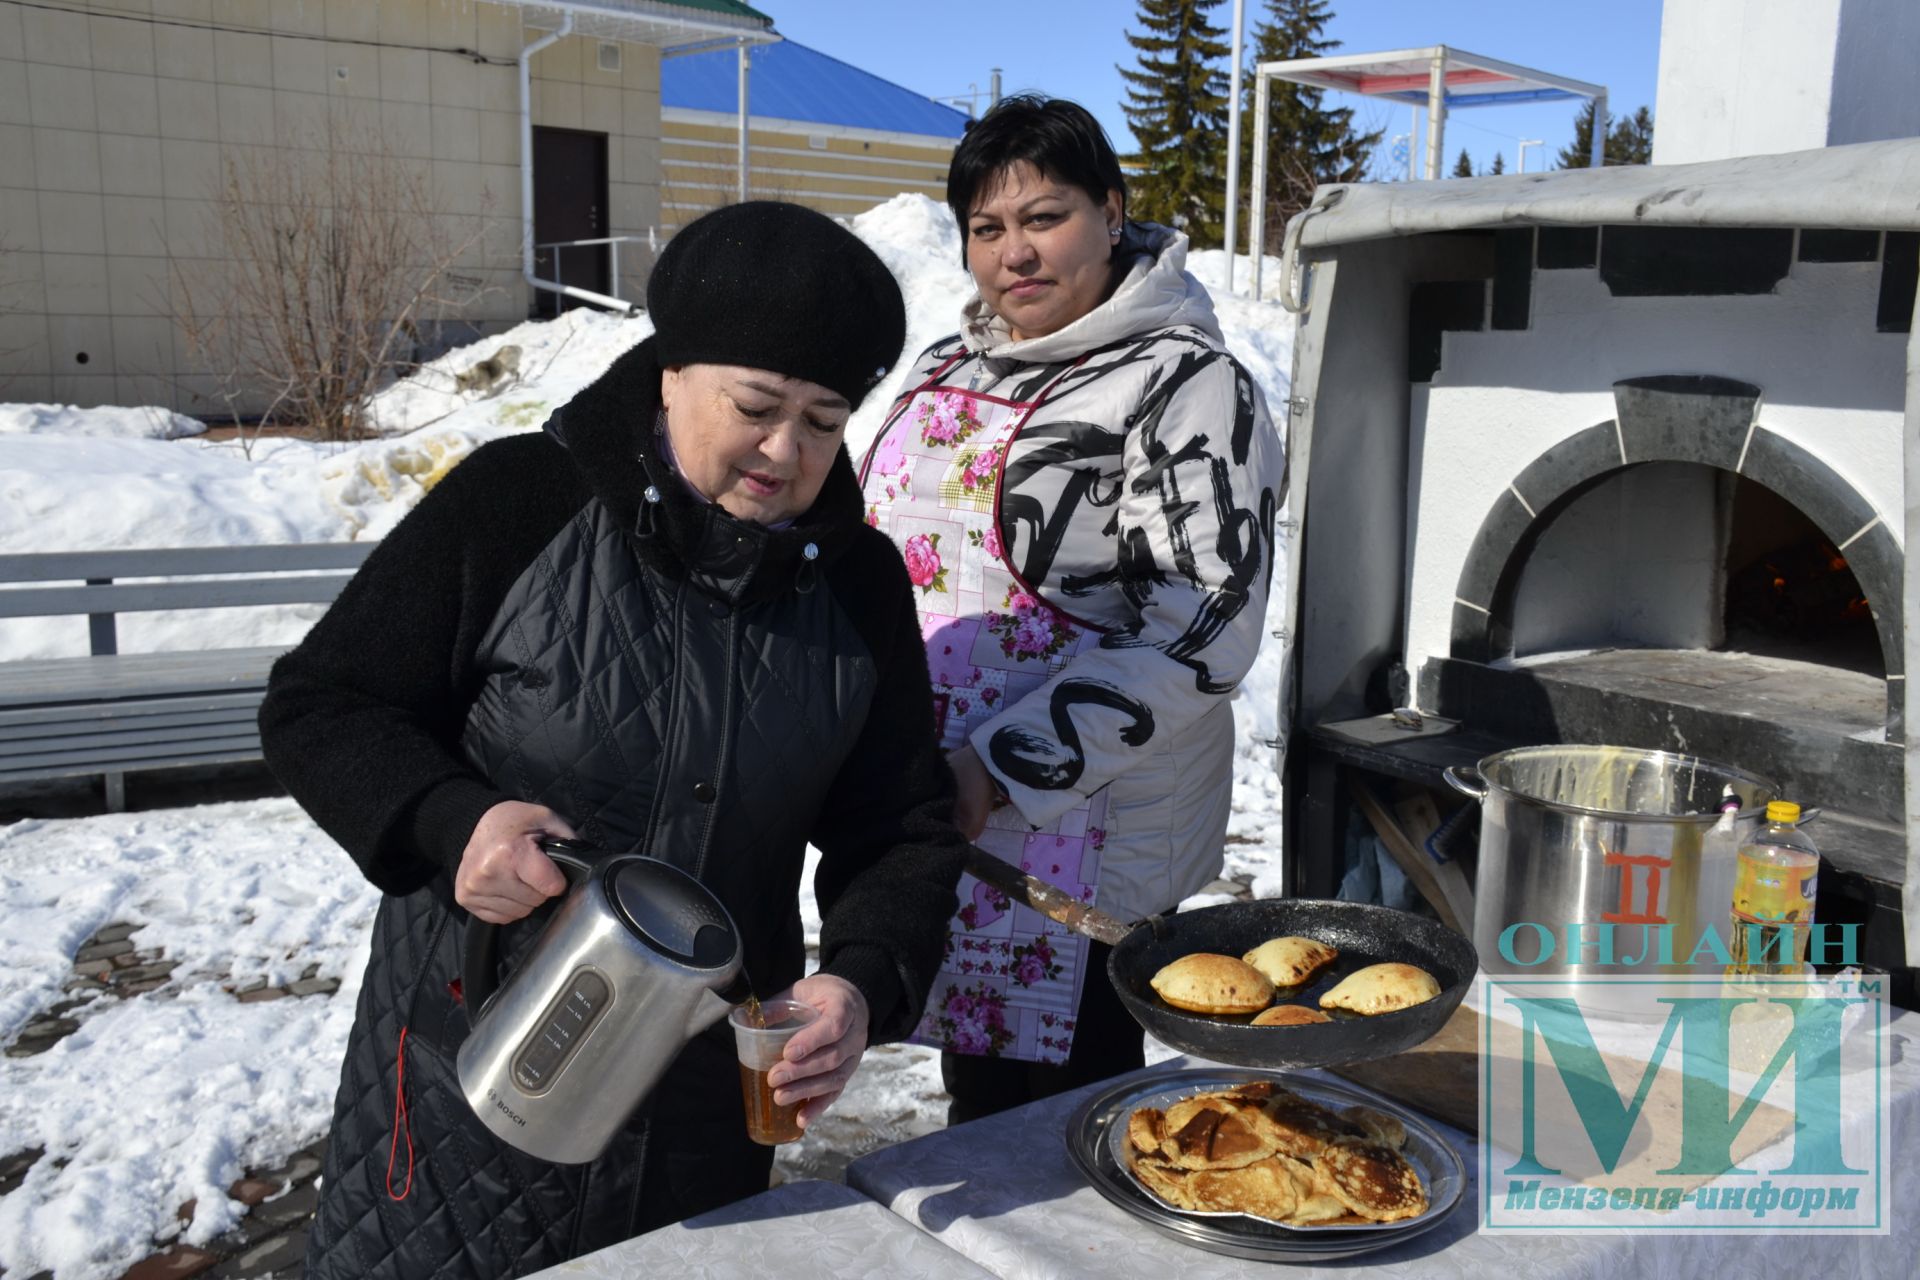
[
  {"left": 1243, "top": 44, "right": 1607, "bottom": 297},
  {"left": 1257, "top": 45, "right": 1606, "bottom": 184},
  {"left": 1265, "top": 45, "right": 1603, "bottom": 110}
]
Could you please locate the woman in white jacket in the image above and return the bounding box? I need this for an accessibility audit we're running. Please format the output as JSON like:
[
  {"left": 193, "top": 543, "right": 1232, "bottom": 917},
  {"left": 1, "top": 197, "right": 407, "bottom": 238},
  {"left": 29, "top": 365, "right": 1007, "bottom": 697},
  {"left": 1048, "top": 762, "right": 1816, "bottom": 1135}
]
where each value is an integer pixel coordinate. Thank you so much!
[{"left": 860, "top": 95, "right": 1286, "bottom": 1121}]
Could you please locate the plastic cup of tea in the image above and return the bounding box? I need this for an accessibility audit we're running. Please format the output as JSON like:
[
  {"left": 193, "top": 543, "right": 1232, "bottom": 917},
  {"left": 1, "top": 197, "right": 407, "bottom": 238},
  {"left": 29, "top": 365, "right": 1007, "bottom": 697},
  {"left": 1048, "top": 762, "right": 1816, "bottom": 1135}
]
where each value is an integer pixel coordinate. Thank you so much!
[{"left": 729, "top": 999, "right": 819, "bottom": 1146}]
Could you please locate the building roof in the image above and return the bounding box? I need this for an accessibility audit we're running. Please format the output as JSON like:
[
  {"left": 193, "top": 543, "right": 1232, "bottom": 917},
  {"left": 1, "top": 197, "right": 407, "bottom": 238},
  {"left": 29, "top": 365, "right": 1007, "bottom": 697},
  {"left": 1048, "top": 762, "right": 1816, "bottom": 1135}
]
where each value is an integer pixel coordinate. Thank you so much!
[
  {"left": 1297, "top": 138, "right": 1920, "bottom": 249},
  {"left": 506, "top": 0, "right": 773, "bottom": 48},
  {"left": 656, "top": 0, "right": 773, "bottom": 21},
  {"left": 662, "top": 38, "right": 971, "bottom": 139}
]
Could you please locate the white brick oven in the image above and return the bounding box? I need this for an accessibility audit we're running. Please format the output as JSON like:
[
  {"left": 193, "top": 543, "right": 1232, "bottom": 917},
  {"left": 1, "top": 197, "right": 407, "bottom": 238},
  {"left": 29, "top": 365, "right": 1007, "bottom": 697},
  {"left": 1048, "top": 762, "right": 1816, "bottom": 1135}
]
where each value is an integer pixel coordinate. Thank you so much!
[{"left": 1273, "top": 139, "right": 1920, "bottom": 994}]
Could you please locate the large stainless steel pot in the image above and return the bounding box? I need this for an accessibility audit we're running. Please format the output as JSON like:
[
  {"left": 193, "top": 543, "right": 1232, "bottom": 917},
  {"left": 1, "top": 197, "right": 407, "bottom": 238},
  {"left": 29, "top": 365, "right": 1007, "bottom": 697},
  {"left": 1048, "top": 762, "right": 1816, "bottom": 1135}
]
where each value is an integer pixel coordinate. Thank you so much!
[{"left": 1444, "top": 745, "right": 1782, "bottom": 979}]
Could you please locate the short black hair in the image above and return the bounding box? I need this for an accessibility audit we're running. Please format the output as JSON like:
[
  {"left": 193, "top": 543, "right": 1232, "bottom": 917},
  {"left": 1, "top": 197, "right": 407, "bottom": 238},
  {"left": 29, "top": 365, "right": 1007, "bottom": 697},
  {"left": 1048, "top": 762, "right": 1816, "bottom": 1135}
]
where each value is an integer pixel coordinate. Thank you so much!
[{"left": 946, "top": 95, "right": 1127, "bottom": 259}]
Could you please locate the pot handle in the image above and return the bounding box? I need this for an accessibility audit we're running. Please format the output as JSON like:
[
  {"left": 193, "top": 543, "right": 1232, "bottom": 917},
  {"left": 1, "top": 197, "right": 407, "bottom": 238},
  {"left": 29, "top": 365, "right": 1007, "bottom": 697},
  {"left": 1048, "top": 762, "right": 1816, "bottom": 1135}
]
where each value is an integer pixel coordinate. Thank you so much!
[
  {"left": 1443, "top": 764, "right": 1489, "bottom": 801},
  {"left": 461, "top": 836, "right": 601, "bottom": 1020}
]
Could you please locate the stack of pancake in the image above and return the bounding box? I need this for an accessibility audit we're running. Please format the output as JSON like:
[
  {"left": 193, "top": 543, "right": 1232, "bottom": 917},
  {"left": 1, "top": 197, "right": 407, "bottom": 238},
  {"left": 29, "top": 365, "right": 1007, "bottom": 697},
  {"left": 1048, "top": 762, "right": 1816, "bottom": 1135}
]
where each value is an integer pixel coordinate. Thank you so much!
[{"left": 1124, "top": 1081, "right": 1427, "bottom": 1226}]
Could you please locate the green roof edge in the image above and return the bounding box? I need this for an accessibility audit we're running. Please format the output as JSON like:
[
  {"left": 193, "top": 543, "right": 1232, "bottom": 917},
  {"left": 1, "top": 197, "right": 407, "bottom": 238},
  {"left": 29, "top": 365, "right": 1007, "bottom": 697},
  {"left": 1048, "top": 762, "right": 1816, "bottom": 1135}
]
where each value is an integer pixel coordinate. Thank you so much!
[{"left": 656, "top": 0, "right": 775, "bottom": 26}]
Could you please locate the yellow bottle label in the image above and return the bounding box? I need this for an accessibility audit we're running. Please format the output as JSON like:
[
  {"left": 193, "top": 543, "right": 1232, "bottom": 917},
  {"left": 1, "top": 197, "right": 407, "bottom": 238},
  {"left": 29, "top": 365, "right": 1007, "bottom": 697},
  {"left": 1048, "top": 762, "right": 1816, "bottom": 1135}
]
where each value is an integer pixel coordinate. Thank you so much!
[{"left": 1728, "top": 851, "right": 1816, "bottom": 974}]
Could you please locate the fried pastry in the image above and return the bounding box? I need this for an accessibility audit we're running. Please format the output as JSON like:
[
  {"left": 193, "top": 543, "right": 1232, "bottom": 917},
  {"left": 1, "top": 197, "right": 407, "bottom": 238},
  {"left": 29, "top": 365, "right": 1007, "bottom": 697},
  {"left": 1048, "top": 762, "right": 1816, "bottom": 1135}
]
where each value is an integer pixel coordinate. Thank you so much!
[
  {"left": 1241, "top": 936, "right": 1339, "bottom": 988},
  {"left": 1130, "top": 1153, "right": 1309, "bottom": 1221},
  {"left": 1280, "top": 1158, "right": 1354, "bottom": 1224},
  {"left": 1252, "top": 1004, "right": 1332, "bottom": 1027},
  {"left": 1150, "top": 953, "right": 1275, "bottom": 1015},
  {"left": 1317, "top": 962, "right": 1440, "bottom": 1015},
  {"left": 1158, "top": 1089, "right": 1286, "bottom": 1169},
  {"left": 1341, "top": 1104, "right": 1407, "bottom": 1149},
  {"left": 1123, "top": 1082, "right": 1427, "bottom": 1229},
  {"left": 1311, "top": 1136, "right": 1428, "bottom": 1222},
  {"left": 1261, "top": 1087, "right": 1366, "bottom": 1159},
  {"left": 1127, "top": 1106, "right": 1166, "bottom": 1155}
]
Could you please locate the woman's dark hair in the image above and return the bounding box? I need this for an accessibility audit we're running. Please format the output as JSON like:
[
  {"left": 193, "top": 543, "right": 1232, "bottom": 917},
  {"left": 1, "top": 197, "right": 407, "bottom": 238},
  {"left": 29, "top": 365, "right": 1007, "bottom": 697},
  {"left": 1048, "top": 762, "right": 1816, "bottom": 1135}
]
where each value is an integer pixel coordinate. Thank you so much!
[{"left": 946, "top": 94, "right": 1127, "bottom": 259}]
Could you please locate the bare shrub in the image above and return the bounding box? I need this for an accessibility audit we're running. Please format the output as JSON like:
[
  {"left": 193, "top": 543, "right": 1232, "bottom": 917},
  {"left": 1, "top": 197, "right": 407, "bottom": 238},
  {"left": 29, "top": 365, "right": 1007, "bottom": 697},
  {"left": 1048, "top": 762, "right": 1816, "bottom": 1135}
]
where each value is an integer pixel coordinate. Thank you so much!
[{"left": 171, "top": 129, "right": 491, "bottom": 441}]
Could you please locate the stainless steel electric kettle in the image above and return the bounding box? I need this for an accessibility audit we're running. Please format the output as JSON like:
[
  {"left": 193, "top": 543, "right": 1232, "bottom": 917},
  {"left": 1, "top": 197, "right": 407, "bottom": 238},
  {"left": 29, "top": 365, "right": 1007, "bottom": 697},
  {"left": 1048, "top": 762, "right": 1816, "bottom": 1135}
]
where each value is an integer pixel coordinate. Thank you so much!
[{"left": 456, "top": 837, "right": 743, "bottom": 1164}]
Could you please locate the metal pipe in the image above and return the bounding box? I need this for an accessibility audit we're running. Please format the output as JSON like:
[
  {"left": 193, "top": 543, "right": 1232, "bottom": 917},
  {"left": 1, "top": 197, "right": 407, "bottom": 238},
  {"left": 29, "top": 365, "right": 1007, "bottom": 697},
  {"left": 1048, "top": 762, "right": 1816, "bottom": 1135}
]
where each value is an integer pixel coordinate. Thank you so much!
[
  {"left": 528, "top": 279, "right": 636, "bottom": 313},
  {"left": 1424, "top": 47, "right": 1448, "bottom": 180},
  {"left": 1589, "top": 91, "right": 1608, "bottom": 168},
  {"left": 519, "top": 14, "right": 575, "bottom": 294},
  {"left": 1249, "top": 69, "right": 1271, "bottom": 300},
  {"left": 737, "top": 39, "right": 751, "bottom": 201},
  {"left": 1224, "top": 0, "right": 1245, "bottom": 294},
  {"left": 1517, "top": 138, "right": 1543, "bottom": 173},
  {"left": 990, "top": 67, "right": 1002, "bottom": 107}
]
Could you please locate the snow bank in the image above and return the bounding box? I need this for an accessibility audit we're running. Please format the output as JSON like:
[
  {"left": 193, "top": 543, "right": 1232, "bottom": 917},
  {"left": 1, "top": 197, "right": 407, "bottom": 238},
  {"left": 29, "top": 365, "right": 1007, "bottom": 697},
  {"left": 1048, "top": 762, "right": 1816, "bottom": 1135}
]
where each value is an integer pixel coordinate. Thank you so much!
[{"left": 0, "top": 404, "right": 205, "bottom": 440}]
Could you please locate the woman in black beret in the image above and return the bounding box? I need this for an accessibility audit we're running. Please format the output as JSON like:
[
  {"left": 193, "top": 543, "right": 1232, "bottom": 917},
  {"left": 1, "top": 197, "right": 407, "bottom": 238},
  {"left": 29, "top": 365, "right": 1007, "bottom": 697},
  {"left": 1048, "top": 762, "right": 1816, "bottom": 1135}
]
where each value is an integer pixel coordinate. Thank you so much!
[{"left": 261, "top": 202, "right": 967, "bottom": 1279}]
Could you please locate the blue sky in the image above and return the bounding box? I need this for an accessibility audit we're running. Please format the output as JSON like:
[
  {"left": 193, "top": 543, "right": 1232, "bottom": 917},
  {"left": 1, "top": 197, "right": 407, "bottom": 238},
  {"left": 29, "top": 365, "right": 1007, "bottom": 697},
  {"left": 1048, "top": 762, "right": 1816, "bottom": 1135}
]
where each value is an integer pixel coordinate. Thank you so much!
[{"left": 768, "top": 0, "right": 1665, "bottom": 176}]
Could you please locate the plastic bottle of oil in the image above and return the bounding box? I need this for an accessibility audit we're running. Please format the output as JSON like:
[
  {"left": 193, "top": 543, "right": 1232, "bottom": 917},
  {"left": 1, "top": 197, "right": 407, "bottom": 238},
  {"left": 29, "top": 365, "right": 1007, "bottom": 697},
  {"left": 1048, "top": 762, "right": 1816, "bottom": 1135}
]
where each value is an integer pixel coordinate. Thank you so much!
[{"left": 1727, "top": 801, "right": 1819, "bottom": 977}]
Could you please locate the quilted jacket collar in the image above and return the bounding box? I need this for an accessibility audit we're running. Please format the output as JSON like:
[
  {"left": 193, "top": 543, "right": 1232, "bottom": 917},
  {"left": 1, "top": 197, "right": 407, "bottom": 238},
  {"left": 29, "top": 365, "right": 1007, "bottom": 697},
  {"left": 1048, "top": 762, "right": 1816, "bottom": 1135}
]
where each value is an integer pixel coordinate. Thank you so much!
[{"left": 543, "top": 335, "right": 865, "bottom": 599}]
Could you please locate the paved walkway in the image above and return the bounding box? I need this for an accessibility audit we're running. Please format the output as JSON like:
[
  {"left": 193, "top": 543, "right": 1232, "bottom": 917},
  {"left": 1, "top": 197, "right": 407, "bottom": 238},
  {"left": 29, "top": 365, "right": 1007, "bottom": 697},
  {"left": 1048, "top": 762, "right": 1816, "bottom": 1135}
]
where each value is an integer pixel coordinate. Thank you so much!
[{"left": 4, "top": 917, "right": 333, "bottom": 1280}]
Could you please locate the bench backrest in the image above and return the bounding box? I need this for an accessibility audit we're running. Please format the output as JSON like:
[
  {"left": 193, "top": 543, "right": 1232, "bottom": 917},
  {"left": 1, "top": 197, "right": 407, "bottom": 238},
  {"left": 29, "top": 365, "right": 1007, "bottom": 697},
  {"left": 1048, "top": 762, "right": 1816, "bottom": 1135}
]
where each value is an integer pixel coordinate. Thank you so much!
[{"left": 0, "top": 543, "right": 375, "bottom": 655}]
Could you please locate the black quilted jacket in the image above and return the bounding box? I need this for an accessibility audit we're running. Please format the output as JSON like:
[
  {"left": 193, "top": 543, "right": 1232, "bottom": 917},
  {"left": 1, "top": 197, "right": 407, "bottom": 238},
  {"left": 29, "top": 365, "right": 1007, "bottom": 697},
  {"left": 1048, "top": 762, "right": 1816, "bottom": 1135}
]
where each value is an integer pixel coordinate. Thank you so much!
[{"left": 259, "top": 336, "right": 967, "bottom": 1278}]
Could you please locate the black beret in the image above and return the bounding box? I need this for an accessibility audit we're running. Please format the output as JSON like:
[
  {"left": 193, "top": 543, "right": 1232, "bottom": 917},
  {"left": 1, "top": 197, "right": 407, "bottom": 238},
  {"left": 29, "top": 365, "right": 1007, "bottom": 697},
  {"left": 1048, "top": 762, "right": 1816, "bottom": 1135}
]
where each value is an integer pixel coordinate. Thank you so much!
[{"left": 646, "top": 201, "right": 907, "bottom": 409}]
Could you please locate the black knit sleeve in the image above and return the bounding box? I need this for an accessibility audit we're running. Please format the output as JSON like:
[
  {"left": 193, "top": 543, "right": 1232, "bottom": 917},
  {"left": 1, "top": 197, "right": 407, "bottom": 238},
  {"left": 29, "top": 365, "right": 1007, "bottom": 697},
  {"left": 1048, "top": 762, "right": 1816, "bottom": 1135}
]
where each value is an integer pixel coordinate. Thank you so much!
[
  {"left": 258, "top": 432, "right": 587, "bottom": 895},
  {"left": 809, "top": 529, "right": 968, "bottom": 1043}
]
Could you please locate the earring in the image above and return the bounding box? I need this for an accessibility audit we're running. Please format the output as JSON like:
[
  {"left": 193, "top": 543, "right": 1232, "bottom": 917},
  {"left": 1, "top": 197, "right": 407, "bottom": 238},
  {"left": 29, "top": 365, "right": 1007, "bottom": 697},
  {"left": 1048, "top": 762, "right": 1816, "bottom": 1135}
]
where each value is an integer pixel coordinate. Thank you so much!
[{"left": 1108, "top": 226, "right": 1122, "bottom": 240}]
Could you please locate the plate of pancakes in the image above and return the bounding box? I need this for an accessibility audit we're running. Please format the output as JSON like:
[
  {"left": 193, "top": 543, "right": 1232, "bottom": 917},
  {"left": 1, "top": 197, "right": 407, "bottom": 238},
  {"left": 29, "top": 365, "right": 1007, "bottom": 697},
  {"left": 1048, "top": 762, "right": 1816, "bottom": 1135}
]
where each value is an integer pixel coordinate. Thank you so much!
[{"left": 1067, "top": 1069, "right": 1466, "bottom": 1262}]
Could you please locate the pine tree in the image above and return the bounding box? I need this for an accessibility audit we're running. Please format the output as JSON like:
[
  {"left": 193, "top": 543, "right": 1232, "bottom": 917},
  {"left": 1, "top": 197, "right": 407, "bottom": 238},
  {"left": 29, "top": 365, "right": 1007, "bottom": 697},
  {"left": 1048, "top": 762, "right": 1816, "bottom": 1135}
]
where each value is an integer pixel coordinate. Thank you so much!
[
  {"left": 1452, "top": 148, "right": 1474, "bottom": 178},
  {"left": 1120, "top": 0, "right": 1232, "bottom": 246},
  {"left": 1237, "top": 0, "right": 1381, "bottom": 251},
  {"left": 1612, "top": 106, "right": 1655, "bottom": 164},
  {"left": 1489, "top": 151, "right": 1506, "bottom": 175},
  {"left": 1559, "top": 101, "right": 1656, "bottom": 167}
]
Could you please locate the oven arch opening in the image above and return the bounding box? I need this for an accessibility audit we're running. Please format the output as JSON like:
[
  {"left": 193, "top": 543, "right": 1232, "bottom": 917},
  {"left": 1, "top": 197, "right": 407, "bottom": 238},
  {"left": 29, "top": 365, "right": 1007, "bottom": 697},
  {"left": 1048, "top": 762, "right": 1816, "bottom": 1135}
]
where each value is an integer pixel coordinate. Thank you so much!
[{"left": 1448, "top": 417, "right": 1903, "bottom": 736}]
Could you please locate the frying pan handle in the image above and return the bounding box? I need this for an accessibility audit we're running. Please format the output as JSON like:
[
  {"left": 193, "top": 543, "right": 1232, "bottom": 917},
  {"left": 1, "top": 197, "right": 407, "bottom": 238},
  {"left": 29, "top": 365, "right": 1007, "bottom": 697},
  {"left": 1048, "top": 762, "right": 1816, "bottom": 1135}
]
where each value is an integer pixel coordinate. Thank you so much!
[
  {"left": 1443, "top": 764, "right": 1488, "bottom": 801},
  {"left": 461, "top": 835, "right": 604, "bottom": 1020}
]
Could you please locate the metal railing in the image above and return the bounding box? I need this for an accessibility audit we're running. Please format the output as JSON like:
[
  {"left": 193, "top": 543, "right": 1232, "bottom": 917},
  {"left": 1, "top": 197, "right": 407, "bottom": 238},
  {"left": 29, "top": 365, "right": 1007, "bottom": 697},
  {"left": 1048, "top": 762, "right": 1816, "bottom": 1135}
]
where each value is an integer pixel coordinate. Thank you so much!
[{"left": 530, "top": 232, "right": 661, "bottom": 314}]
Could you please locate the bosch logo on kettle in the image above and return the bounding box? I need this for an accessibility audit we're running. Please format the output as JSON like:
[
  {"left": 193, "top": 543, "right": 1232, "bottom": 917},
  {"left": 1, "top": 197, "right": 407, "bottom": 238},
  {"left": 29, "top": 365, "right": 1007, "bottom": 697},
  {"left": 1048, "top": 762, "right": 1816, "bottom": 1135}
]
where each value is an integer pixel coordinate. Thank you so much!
[{"left": 487, "top": 1089, "right": 528, "bottom": 1128}]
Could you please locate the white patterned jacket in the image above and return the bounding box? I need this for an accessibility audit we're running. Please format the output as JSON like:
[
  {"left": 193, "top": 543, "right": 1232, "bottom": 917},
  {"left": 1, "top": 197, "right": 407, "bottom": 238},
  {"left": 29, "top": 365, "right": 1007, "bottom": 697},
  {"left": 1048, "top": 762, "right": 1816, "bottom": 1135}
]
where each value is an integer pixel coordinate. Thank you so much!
[{"left": 887, "top": 223, "right": 1287, "bottom": 922}]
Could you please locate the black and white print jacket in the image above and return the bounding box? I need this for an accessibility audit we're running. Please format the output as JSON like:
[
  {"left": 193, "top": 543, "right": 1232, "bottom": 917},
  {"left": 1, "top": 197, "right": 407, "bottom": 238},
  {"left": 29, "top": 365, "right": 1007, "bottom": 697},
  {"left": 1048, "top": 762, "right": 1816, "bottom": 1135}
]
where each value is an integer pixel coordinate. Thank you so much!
[{"left": 896, "top": 223, "right": 1287, "bottom": 921}]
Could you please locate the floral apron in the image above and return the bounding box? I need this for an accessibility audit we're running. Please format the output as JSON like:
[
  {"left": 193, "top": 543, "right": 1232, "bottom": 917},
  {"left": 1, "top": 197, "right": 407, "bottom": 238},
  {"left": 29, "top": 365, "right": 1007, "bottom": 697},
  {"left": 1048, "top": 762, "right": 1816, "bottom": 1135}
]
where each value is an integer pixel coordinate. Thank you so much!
[{"left": 860, "top": 357, "right": 1106, "bottom": 1063}]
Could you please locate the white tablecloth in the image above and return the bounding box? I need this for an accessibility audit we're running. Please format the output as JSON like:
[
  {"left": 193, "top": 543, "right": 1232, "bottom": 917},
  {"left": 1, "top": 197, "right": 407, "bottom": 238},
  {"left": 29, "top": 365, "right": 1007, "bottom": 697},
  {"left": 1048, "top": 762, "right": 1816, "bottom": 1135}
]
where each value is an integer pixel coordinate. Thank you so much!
[
  {"left": 845, "top": 1019, "right": 1920, "bottom": 1280},
  {"left": 526, "top": 1178, "right": 995, "bottom": 1279}
]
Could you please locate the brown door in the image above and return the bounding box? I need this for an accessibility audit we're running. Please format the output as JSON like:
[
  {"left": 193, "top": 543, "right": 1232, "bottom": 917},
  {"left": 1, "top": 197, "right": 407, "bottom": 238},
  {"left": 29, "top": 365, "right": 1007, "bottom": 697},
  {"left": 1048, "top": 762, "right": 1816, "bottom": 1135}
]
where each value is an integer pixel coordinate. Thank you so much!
[{"left": 532, "top": 126, "right": 610, "bottom": 316}]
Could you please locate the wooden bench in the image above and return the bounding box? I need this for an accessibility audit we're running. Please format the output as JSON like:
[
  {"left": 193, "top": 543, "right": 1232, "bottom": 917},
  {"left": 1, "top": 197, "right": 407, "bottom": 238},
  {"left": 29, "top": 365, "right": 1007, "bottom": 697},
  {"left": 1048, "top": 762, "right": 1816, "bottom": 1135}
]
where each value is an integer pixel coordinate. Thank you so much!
[{"left": 0, "top": 544, "right": 373, "bottom": 810}]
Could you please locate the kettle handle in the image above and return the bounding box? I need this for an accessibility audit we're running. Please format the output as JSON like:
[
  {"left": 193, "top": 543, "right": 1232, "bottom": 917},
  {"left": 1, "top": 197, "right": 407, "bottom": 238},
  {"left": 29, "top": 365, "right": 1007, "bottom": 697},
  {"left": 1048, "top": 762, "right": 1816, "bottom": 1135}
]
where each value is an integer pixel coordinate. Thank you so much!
[{"left": 461, "top": 836, "right": 601, "bottom": 1020}]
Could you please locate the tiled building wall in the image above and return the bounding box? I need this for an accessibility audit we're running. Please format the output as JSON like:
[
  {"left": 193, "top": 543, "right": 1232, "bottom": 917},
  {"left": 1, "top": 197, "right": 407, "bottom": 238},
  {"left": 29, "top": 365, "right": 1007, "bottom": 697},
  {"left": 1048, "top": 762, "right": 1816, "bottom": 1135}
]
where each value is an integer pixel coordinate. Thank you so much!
[{"left": 0, "top": 0, "right": 662, "bottom": 416}]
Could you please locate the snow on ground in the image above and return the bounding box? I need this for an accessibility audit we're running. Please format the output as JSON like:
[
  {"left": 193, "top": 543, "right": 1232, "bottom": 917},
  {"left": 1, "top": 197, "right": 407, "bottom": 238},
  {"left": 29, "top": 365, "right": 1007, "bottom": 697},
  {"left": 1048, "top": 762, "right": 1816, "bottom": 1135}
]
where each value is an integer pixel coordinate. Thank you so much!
[
  {"left": 0, "top": 800, "right": 375, "bottom": 1278},
  {"left": 0, "top": 195, "right": 1296, "bottom": 1278},
  {"left": 0, "top": 403, "right": 206, "bottom": 440}
]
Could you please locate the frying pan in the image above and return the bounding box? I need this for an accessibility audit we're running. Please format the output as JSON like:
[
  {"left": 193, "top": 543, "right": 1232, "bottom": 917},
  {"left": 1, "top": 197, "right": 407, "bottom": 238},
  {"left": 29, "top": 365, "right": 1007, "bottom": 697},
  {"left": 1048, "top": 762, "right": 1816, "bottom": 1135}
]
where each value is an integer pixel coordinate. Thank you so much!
[
  {"left": 1106, "top": 898, "right": 1477, "bottom": 1068},
  {"left": 964, "top": 850, "right": 1475, "bottom": 1068}
]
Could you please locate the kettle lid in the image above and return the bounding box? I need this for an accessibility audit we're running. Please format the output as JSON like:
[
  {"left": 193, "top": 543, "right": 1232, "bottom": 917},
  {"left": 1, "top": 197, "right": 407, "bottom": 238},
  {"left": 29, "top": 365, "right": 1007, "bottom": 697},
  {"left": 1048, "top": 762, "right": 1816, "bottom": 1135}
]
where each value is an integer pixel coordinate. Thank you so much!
[{"left": 607, "top": 858, "right": 738, "bottom": 969}]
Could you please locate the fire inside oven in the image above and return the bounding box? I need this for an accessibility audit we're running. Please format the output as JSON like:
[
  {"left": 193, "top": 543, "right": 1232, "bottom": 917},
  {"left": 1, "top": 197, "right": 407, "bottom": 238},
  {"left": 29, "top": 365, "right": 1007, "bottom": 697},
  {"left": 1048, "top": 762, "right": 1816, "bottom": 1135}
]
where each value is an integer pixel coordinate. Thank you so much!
[{"left": 1497, "top": 465, "right": 1884, "bottom": 678}]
